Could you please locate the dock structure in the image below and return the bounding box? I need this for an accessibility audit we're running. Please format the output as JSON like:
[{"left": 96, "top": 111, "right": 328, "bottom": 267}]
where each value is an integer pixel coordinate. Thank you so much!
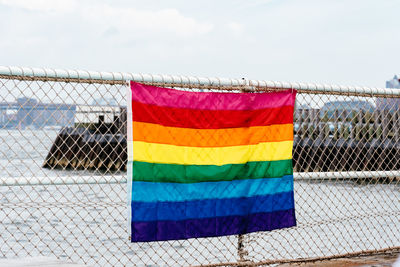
[
  {"left": 43, "top": 107, "right": 127, "bottom": 172},
  {"left": 43, "top": 106, "right": 400, "bottom": 174},
  {"left": 293, "top": 108, "right": 400, "bottom": 173}
]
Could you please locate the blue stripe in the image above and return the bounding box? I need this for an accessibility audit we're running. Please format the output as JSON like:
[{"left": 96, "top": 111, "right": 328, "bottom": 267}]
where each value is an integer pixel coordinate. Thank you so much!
[
  {"left": 132, "top": 191, "right": 294, "bottom": 222},
  {"left": 131, "top": 175, "right": 293, "bottom": 202}
]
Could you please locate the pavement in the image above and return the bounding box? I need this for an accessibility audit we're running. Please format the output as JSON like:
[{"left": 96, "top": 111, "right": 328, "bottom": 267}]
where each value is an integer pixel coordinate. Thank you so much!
[
  {"left": 1, "top": 252, "right": 399, "bottom": 267},
  {"left": 278, "top": 251, "right": 400, "bottom": 267}
]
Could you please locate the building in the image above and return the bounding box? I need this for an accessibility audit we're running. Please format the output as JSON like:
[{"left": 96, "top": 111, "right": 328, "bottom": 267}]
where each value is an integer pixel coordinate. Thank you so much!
[
  {"left": 376, "top": 75, "right": 400, "bottom": 112},
  {"left": 0, "top": 98, "right": 76, "bottom": 129}
]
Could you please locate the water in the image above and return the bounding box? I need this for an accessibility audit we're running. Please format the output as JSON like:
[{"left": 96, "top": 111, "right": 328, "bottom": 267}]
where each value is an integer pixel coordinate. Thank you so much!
[
  {"left": 0, "top": 129, "right": 58, "bottom": 178},
  {"left": 0, "top": 129, "right": 399, "bottom": 266}
]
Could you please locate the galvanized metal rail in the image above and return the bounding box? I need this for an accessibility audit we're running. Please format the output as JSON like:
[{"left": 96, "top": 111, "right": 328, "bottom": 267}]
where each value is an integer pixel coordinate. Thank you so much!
[{"left": 1, "top": 66, "right": 400, "bottom": 96}]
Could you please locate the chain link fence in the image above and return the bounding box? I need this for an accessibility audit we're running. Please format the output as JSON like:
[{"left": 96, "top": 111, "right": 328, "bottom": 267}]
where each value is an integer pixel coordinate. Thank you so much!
[{"left": 0, "top": 67, "right": 399, "bottom": 266}]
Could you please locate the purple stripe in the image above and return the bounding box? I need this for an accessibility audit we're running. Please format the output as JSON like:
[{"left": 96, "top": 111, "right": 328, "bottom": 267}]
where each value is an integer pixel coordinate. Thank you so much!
[
  {"left": 131, "top": 209, "right": 296, "bottom": 242},
  {"left": 131, "top": 81, "right": 296, "bottom": 111}
]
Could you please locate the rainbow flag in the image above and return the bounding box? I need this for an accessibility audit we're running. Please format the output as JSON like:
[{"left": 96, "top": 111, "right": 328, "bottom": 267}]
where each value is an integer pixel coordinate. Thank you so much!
[{"left": 128, "top": 81, "right": 296, "bottom": 242}]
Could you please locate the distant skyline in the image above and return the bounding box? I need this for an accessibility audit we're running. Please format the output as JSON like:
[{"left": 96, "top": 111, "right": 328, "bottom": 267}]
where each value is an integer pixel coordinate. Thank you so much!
[{"left": 1, "top": 0, "right": 399, "bottom": 88}]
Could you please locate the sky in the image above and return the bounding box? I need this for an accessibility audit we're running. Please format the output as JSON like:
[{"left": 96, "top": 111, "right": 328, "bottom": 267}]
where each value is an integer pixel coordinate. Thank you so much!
[{"left": 0, "top": 0, "right": 399, "bottom": 88}]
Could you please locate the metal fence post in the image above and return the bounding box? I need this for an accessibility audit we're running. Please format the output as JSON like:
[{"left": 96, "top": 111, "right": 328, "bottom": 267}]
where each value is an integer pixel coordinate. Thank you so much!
[{"left": 237, "top": 234, "right": 247, "bottom": 261}]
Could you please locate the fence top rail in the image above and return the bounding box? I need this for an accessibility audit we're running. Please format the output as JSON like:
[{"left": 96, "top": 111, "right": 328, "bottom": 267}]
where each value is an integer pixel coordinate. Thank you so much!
[{"left": 0, "top": 65, "right": 399, "bottom": 97}]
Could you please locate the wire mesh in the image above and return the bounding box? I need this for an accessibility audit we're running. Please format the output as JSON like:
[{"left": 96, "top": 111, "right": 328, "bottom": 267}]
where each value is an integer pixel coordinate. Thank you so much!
[{"left": 0, "top": 68, "right": 399, "bottom": 266}]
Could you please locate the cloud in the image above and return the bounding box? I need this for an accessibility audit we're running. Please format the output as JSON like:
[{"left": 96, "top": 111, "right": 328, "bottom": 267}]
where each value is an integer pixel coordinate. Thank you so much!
[
  {"left": 226, "top": 22, "right": 244, "bottom": 36},
  {"left": 102, "top": 26, "right": 119, "bottom": 37},
  {"left": 0, "top": 0, "right": 213, "bottom": 37},
  {"left": 0, "top": 0, "right": 77, "bottom": 12},
  {"left": 83, "top": 5, "right": 214, "bottom": 37},
  {"left": 1, "top": 0, "right": 398, "bottom": 89}
]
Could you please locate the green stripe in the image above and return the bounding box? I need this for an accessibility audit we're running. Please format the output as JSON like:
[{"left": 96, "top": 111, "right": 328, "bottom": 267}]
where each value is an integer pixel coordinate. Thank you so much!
[{"left": 132, "top": 160, "right": 293, "bottom": 183}]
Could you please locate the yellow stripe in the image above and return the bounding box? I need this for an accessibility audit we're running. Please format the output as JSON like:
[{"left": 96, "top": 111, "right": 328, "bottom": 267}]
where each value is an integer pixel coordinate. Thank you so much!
[{"left": 128, "top": 140, "right": 293, "bottom": 165}]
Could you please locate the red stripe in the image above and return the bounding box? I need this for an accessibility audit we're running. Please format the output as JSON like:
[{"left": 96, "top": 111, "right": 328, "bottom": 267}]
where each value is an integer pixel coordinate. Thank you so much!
[
  {"left": 131, "top": 81, "right": 296, "bottom": 110},
  {"left": 132, "top": 101, "right": 294, "bottom": 129}
]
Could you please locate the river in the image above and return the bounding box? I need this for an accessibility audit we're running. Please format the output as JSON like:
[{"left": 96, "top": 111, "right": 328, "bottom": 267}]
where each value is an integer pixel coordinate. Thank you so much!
[{"left": 0, "top": 129, "right": 399, "bottom": 266}]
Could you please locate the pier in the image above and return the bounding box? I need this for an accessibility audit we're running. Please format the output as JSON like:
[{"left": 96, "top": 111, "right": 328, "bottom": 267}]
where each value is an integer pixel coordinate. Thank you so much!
[{"left": 42, "top": 107, "right": 400, "bottom": 174}]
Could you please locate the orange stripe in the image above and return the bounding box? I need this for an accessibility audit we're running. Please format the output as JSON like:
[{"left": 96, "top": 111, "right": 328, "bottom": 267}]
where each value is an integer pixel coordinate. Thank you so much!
[{"left": 132, "top": 121, "right": 293, "bottom": 147}]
